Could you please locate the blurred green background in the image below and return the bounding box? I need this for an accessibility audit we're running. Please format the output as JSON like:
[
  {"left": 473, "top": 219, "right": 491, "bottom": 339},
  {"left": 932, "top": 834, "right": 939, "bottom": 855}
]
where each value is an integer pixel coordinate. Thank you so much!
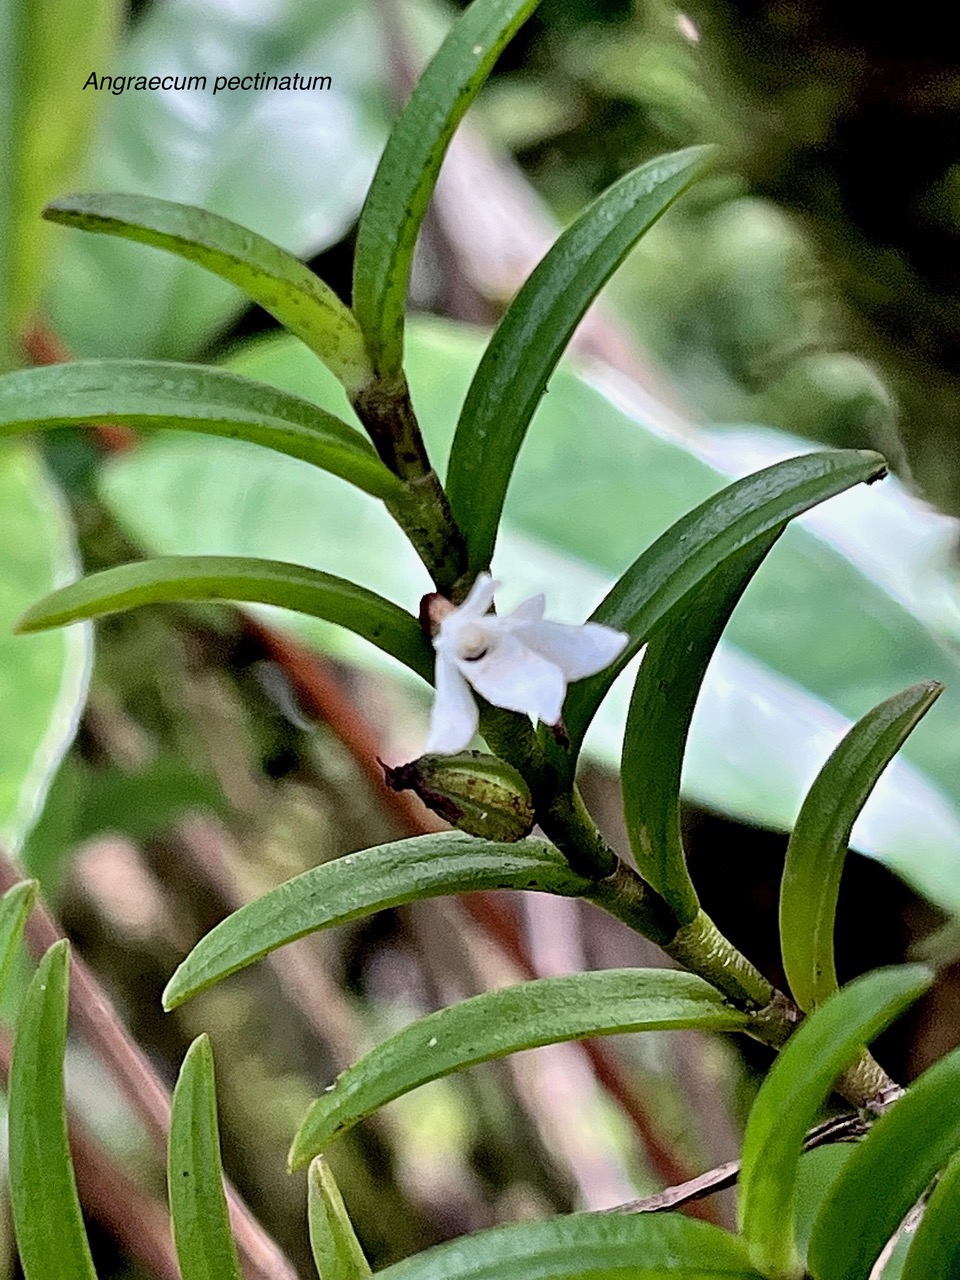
[{"left": 2, "top": 0, "right": 960, "bottom": 1275}]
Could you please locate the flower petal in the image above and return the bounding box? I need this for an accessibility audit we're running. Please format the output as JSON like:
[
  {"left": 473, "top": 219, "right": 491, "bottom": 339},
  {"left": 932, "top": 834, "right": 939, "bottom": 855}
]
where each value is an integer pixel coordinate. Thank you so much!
[
  {"left": 458, "top": 571, "right": 499, "bottom": 617},
  {"left": 505, "top": 593, "right": 545, "bottom": 624},
  {"left": 426, "top": 654, "right": 480, "bottom": 753},
  {"left": 462, "top": 634, "right": 566, "bottom": 726},
  {"left": 512, "top": 620, "right": 628, "bottom": 681}
]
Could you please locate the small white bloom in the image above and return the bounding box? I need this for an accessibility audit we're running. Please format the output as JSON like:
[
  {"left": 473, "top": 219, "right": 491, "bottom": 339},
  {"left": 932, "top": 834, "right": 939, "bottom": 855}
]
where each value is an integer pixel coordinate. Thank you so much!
[{"left": 426, "top": 574, "right": 629, "bottom": 754}]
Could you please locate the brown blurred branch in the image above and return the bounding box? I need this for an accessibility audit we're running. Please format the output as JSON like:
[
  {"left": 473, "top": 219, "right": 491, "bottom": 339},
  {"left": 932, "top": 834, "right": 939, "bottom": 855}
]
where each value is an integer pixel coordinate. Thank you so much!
[{"left": 608, "top": 1110, "right": 871, "bottom": 1215}]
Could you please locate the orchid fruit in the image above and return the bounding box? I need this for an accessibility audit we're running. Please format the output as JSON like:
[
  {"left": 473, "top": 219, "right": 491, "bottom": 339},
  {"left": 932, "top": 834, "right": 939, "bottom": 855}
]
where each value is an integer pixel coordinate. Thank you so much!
[{"left": 425, "top": 573, "right": 629, "bottom": 754}]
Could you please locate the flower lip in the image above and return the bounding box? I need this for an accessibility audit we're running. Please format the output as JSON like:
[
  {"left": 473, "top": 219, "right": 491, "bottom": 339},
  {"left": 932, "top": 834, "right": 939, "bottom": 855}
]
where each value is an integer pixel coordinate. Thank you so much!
[
  {"left": 425, "top": 573, "right": 629, "bottom": 754},
  {"left": 453, "top": 622, "right": 491, "bottom": 661}
]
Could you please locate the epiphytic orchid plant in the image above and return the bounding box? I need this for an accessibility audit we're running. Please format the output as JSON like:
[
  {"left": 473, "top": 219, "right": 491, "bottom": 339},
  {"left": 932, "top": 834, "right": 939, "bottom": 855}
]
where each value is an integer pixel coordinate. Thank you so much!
[{"left": 1, "top": 0, "right": 958, "bottom": 1277}]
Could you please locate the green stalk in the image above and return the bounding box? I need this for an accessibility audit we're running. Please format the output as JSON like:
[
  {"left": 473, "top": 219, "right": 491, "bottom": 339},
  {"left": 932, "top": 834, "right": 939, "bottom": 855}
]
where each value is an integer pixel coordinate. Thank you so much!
[
  {"left": 353, "top": 376, "right": 470, "bottom": 596},
  {"left": 387, "top": 473, "right": 469, "bottom": 598}
]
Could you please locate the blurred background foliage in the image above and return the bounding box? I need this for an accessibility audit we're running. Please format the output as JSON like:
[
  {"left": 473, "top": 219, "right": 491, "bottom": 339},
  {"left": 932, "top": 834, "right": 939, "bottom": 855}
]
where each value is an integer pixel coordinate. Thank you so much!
[
  {"left": 3, "top": 0, "right": 960, "bottom": 1276},
  {"left": 477, "top": 0, "right": 959, "bottom": 503}
]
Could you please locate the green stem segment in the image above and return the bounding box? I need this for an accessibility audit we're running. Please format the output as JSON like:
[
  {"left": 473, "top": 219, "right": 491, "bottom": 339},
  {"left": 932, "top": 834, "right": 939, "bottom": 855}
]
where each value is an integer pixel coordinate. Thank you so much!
[
  {"left": 479, "top": 711, "right": 623, "bottom": 882},
  {"left": 543, "top": 788, "right": 618, "bottom": 879},
  {"left": 352, "top": 376, "right": 432, "bottom": 480},
  {"left": 520, "top": 783, "right": 895, "bottom": 1105},
  {"left": 353, "top": 376, "right": 469, "bottom": 596},
  {"left": 665, "top": 910, "right": 776, "bottom": 1011},
  {"left": 835, "top": 1053, "right": 900, "bottom": 1111},
  {"left": 387, "top": 473, "right": 469, "bottom": 598}
]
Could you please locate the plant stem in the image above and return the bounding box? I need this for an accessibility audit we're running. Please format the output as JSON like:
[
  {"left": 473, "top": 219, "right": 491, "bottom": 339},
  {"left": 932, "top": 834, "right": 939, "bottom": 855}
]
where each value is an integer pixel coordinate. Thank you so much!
[
  {"left": 353, "top": 375, "right": 431, "bottom": 479},
  {"left": 508, "top": 790, "right": 898, "bottom": 1103},
  {"left": 353, "top": 374, "right": 471, "bottom": 595},
  {"left": 387, "top": 473, "right": 469, "bottom": 596},
  {"left": 665, "top": 909, "right": 776, "bottom": 1011}
]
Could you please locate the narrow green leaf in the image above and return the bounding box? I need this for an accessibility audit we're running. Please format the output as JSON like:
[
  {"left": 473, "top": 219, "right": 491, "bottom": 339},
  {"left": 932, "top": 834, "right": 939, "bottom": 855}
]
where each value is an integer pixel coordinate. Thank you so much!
[
  {"left": 0, "top": 361, "right": 400, "bottom": 500},
  {"left": 44, "top": 195, "right": 373, "bottom": 395},
  {"left": 809, "top": 1043, "right": 960, "bottom": 1280},
  {"left": 447, "top": 146, "right": 710, "bottom": 571},
  {"left": 374, "top": 1213, "right": 762, "bottom": 1280},
  {"left": 0, "top": 878, "right": 37, "bottom": 992},
  {"left": 781, "top": 682, "right": 943, "bottom": 1013},
  {"left": 8, "top": 940, "right": 98, "bottom": 1280},
  {"left": 352, "top": 0, "right": 541, "bottom": 378},
  {"left": 563, "top": 448, "right": 888, "bottom": 756},
  {"left": 623, "top": 532, "right": 781, "bottom": 923},
  {"left": 899, "top": 1149, "right": 960, "bottom": 1280},
  {"left": 168, "top": 1035, "right": 243, "bottom": 1280},
  {"left": 163, "top": 835, "right": 592, "bottom": 1010},
  {"left": 738, "top": 965, "right": 931, "bottom": 1280},
  {"left": 308, "top": 1157, "right": 372, "bottom": 1280},
  {"left": 290, "top": 968, "right": 749, "bottom": 1169},
  {"left": 16, "top": 555, "right": 433, "bottom": 681}
]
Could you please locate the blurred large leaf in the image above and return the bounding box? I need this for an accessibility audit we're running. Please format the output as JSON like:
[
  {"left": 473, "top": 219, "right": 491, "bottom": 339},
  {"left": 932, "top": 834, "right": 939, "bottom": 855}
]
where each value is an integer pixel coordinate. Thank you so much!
[
  {"left": 290, "top": 968, "right": 751, "bottom": 1168},
  {"left": 0, "top": 0, "right": 118, "bottom": 363},
  {"left": 46, "top": 0, "right": 387, "bottom": 360},
  {"left": 99, "top": 320, "right": 960, "bottom": 910},
  {"left": 372, "top": 1213, "right": 762, "bottom": 1280},
  {"left": 0, "top": 444, "right": 90, "bottom": 851}
]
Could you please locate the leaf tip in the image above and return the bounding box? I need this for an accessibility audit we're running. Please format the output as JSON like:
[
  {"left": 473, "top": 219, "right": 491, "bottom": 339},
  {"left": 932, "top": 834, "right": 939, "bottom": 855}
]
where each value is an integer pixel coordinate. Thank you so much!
[
  {"left": 861, "top": 450, "right": 889, "bottom": 483},
  {"left": 42, "top": 196, "right": 88, "bottom": 226},
  {"left": 184, "top": 1031, "right": 212, "bottom": 1063},
  {"left": 13, "top": 593, "right": 65, "bottom": 633},
  {"left": 162, "top": 971, "right": 188, "bottom": 1012},
  {"left": 12, "top": 616, "right": 41, "bottom": 635},
  {"left": 287, "top": 1122, "right": 317, "bottom": 1173},
  {"left": 3, "top": 877, "right": 39, "bottom": 908},
  {"left": 39, "top": 936, "right": 71, "bottom": 983}
]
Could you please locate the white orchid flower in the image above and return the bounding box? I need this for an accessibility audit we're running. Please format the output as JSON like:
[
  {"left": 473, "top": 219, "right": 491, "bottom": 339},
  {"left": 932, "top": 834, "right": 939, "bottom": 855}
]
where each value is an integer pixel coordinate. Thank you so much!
[{"left": 425, "top": 573, "right": 629, "bottom": 754}]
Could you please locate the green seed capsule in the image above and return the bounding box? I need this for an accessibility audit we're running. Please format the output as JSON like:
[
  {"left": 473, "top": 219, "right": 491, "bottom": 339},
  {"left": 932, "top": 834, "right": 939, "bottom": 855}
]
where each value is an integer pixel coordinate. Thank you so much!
[{"left": 382, "top": 751, "right": 535, "bottom": 842}]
